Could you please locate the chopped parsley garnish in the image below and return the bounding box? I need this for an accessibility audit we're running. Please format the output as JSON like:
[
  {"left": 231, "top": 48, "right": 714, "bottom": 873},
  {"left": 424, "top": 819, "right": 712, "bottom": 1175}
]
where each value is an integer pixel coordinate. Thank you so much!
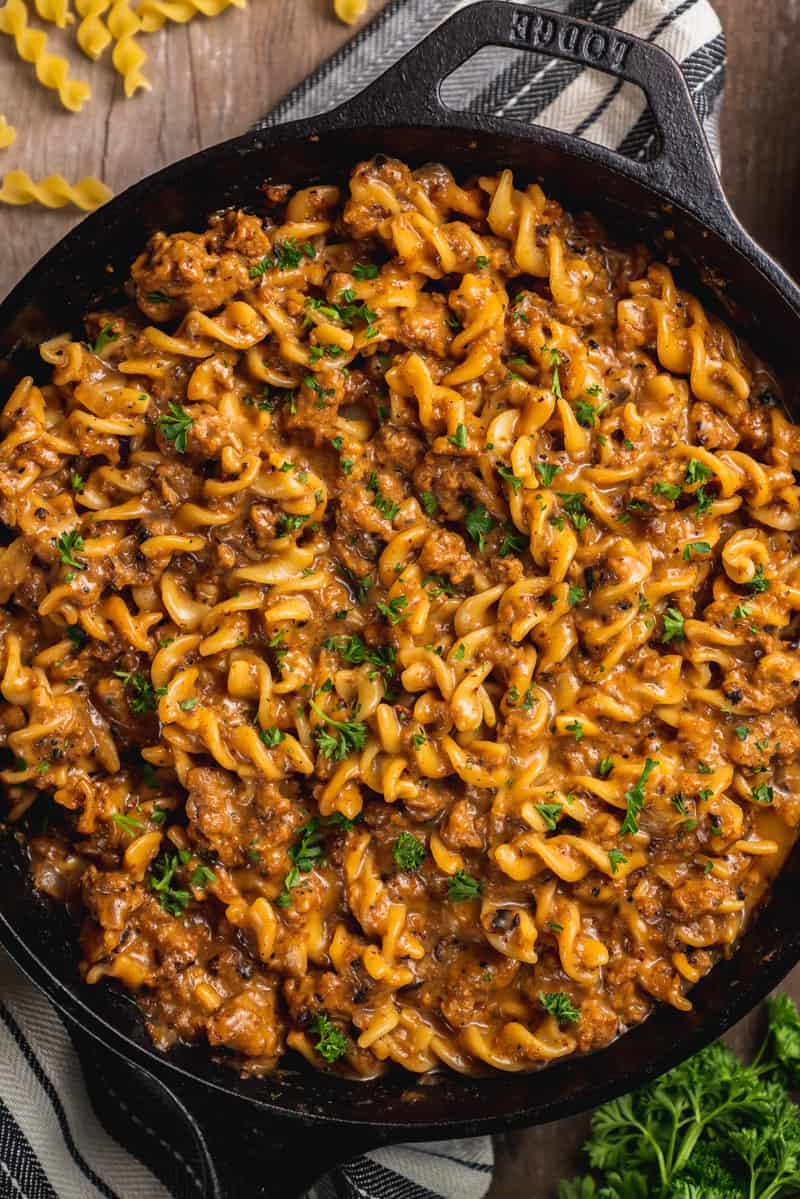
[
  {"left": 752, "top": 783, "right": 774, "bottom": 804},
  {"left": 684, "top": 459, "right": 713, "bottom": 485},
  {"left": 620, "top": 758, "right": 659, "bottom": 836},
  {"left": 376, "top": 595, "right": 408, "bottom": 625},
  {"left": 392, "top": 831, "right": 425, "bottom": 870},
  {"left": 93, "top": 324, "right": 119, "bottom": 354},
  {"left": 735, "top": 725, "right": 751, "bottom": 741},
  {"left": 56, "top": 530, "right": 85, "bottom": 570},
  {"left": 147, "top": 851, "right": 192, "bottom": 916},
  {"left": 557, "top": 492, "right": 590, "bottom": 530},
  {"left": 144, "top": 290, "right": 170, "bottom": 303},
  {"left": 662, "top": 607, "right": 685, "bottom": 643},
  {"left": 114, "top": 670, "right": 167, "bottom": 714},
  {"left": 448, "top": 423, "right": 468, "bottom": 449},
  {"left": 70, "top": 472, "right": 85, "bottom": 492},
  {"left": 313, "top": 1012, "right": 348, "bottom": 1063},
  {"left": 535, "top": 462, "right": 561, "bottom": 487},
  {"left": 732, "top": 603, "right": 752, "bottom": 619},
  {"left": 258, "top": 726, "right": 285, "bottom": 747},
  {"left": 276, "top": 513, "right": 308, "bottom": 537},
  {"left": 112, "top": 812, "right": 145, "bottom": 835},
  {"left": 475, "top": 255, "right": 489, "bottom": 270},
  {"left": 420, "top": 490, "right": 438, "bottom": 516},
  {"left": 464, "top": 504, "right": 494, "bottom": 552},
  {"left": 694, "top": 487, "right": 714, "bottom": 515},
  {"left": 276, "top": 818, "right": 327, "bottom": 906},
  {"left": 158, "top": 402, "right": 192, "bottom": 452},
  {"left": 565, "top": 719, "right": 583, "bottom": 741},
  {"left": 499, "top": 524, "right": 526, "bottom": 557},
  {"left": 447, "top": 870, "right": 482, "bottom": 901},
  {"left": 747, "top": 565, "right": 770, "bottom": 593},
  {"left": 542, "top": 345, "right": 564, "bottom": 398},
  {"left": 190, "top": 864, "right": 216, "bottom": 890},
  {"left": 653, "top": 481, "right": 682, "bottom": 501},
  {"left": 574, "top": 399, "right": 597, "bottom": 427},
  {"left": 367, "top": 472, "right": 400, "bottom": 521},
  {"left": 352, "top": 262, "right": 378, "bottom": 279},
  {"left": 65, "top": 623, "right": 86, "bottom": 649},
  {"left": 682, "top": 540, "right": 711, "bottom": 561},
  {"left": 598, "top": 757, "right": 614, "bottom": 779},
  {"left": 423, "top": 573, "right": 455, "bottom": 598},
  {"left": 539, "top": 991, "right": 580, "bottom": 1026},
  {"left": 323, "top": 634, "right": 396, "bottom": 683},
  {"left": 179, "top": 697, "right": 197, "bottom": 711},
  {"left": 568, "top": 586, "right": 585, "bottom": 608},
  {"left": 536, "top": 802, "right": 563, "bottom": 831},
  {"left": 310, "top": 699, "right": 367, "bottom": 761},
  {"left": 497, "top": 464, "right": 523, "bottom": 495},
  {"left": 607, "top": 848, "right": 627, "bottom": 874}
]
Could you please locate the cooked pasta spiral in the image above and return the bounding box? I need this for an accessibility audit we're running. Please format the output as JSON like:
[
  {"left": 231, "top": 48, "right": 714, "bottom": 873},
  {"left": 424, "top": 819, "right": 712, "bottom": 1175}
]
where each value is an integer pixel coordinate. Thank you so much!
[{"left": 0, "top": 156, "right": 796, "bottom": 1082}]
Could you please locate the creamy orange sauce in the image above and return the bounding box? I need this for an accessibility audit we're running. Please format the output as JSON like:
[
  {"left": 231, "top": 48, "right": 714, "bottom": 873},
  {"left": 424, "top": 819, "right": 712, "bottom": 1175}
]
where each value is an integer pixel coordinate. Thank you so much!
[{"left": 0, "top": 156, "right": 798, "bottom": 1078}]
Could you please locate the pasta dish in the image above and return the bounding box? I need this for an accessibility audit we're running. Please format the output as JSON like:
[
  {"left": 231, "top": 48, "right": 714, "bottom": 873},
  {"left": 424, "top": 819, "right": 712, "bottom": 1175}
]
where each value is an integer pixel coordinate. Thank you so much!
[{"left": 1, "top": 156, "right": 797, "bottom": 1077}]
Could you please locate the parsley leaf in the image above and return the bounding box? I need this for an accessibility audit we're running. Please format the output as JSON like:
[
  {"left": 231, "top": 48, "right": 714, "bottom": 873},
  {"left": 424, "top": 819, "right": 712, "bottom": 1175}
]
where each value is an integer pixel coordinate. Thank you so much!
[
  {"left": 376, "top": 596, "right": 408, "bottom": 625},
  {"left": 653, "top": 481, "right": 682, "bottom": 501},
  {"left": 684, "top": 458, "right": 713, "bottom": 485},
  {"left": 557, "top": 492, "right": 590, "bottom": 530},
  {"left": 158, "top": 402, "right": 192, "bottom": 453},
  {"left": 536, "top": 802, "right": 562, "bottom": 831},
  {"left": 662, "top": 607, "right": 685, "bottom": 643},
  {"left": 392, "top": 832, "right": 425, "bottom": 870},
  {"left": 313, "top": 1012, "right": 348, "bottom": 1063},
  {"left": 497, "top": 464, "right": 523, "bottom": 495},
  {"left": 447, "top": 870, "right": 482, "bottom": 901},
  {"left": 93, "top": 324, "right": 119, "bottom": 354},
  {"left": 535, "top": 462, "right": 561, "bottom": 487},
  {"left": 464, "top": 504, "right": 494, "bottom": 552},
  {"left": 114, "top": 670, "right": 167, "bottom": 715},
  {"left": 56, "top": 530, "right": 85, "bottom": 570},
  {"left": 420, "top": 490, "right": 438, "bottom": 516},
  {"left": 310, "top": 699, "right": 367, "bottom": 761},
  {"left": 540, "top": 991, "right": 580, "bottom": 1026},
  {"left": 620, "top": 758, "right": 659, "bottom": 835},
  {"left": 682, "top": 540, "right": 711, "bottom": 561},
  {"left": 747, "top": 565, "right": 770, "bottom": 593}
]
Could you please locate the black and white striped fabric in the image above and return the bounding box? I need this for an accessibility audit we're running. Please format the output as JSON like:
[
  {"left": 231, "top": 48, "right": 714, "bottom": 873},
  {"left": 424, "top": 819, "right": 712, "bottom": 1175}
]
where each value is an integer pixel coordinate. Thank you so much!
[{"left": 0, "top": 2, "right": 724, "bottom": 1196}]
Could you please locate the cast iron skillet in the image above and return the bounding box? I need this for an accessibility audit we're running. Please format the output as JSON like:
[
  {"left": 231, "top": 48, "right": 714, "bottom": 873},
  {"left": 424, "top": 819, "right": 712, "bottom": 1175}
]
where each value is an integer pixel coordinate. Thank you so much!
[{"left": 2, "top": 4, "right": 800, "bottom": 1195}]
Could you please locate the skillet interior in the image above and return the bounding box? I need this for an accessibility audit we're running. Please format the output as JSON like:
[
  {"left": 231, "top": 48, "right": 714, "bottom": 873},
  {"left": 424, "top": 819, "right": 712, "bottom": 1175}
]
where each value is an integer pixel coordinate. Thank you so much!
[{"left": 2, "top": 112, "right": 800, "bottom": 1158}]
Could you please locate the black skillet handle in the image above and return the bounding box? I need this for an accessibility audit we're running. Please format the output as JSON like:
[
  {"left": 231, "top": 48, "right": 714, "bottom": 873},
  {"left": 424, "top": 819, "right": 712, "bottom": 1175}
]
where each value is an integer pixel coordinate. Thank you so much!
[
  {"left": 330, "top": 0, "right": 730, "bottom": 229},
  {"left": 69, "top": 1017, "right": 379, "bottom": 1199}
]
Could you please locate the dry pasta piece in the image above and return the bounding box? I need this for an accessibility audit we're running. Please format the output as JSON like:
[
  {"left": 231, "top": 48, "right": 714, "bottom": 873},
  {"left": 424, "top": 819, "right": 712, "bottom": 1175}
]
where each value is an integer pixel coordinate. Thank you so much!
[
  {"left": 334, "top": 0, "right": 367, "bottom": 22},
  {"left": 0, "top": 115, "right": 16, "bottom": 149},
  {"left": 75, "top": 0, "right": 111, "bottom": 58},
  {"left": 107, "top": 0, "right": 149, "bottom": 96},
  {"left": 135, "top": 0, "right": 244, "bottom": 34},
  {"left": 0, "top": 0, "right": 90, "bottom": 111},
  {"left": 0, "top": 169, "right": 112, "bottom": 209},
  {"left": 34, "top": 0, "right": 73, "bottom": 25}
]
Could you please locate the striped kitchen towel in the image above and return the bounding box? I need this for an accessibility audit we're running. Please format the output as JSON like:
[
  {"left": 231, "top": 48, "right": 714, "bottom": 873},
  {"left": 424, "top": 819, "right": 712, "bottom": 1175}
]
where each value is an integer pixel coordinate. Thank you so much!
[{"left": 0, "top": 2, "right": 724, "bottom": 1197}]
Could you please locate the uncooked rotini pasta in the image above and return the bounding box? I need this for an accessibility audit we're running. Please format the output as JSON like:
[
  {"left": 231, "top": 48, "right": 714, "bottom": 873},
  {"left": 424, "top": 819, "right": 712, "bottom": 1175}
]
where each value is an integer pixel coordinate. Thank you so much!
[
  {"left": 75, "top": 0, "right": 111, "bottom": 59},
  {"left": 0, "top": 168, "right": 111, "bottom": 208},
  {"left": 33, "top": 0, "right": 73, "bottom": 26},
  {"left": 0, "top": 0, "right": 90, "bottom": 111},
  {"left": 0, "top": 115, "right": 16, "bottom": 148},
  {"left": 334, "top": 0, "right": 367, "bottom": 24},
  {"left": 107, "top": 0, "right": 149, "bottom": 96},
  {"left": 1, "top": 157, "right": 799, "bottom": 1080},
  {"left": 136, "top": 0, "right": 245, "bottom": 34}
]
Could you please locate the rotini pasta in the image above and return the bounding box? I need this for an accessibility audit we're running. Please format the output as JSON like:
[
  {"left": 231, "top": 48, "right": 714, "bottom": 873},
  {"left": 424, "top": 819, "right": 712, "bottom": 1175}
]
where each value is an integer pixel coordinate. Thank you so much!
[
  {"left": 107, "top": 0, "right": 149, "bottom": 96},
  {"left": 33, "top": 0, "right": 73, "bottom": 25},
  {"left": 0, "top": 0, "right": 90, "bottom": 111},
  {"left": 135, "top": 0, "right": 244, "bottom": 33},
  {"left": 0, "top": 168, "right": 112, "bottom": 209},
  {"left": 1, "top": 156, "right": 798, "bottom": 1081},
  {"left": 0, "top": 115, "right": 16, "bottom": 149},
  {"left": 334, "top": 0, "right": 367, "bottom": 24},
  {"left": 75, "top": 0, "right": 110, "bottom": 59}
]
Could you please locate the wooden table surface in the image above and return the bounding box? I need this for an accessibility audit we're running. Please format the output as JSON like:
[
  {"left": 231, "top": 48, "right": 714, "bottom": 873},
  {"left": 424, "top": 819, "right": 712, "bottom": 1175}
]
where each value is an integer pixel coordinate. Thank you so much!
[{"left": 1, "top": 0, "right": 798, "bottom": 1194}]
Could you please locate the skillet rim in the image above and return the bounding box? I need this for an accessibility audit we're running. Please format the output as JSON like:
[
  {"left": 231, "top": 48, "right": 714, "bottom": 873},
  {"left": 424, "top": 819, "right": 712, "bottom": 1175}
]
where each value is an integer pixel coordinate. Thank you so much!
[{"left": 1, "top": 0, "right": 800, "bottom": 1150}]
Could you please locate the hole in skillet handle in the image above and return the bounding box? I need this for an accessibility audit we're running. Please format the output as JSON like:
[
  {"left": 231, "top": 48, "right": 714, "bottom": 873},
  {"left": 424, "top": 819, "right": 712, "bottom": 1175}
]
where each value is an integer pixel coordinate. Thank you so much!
[{"left": 327, "top": 0, "right": 732, "bottom": 233}]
